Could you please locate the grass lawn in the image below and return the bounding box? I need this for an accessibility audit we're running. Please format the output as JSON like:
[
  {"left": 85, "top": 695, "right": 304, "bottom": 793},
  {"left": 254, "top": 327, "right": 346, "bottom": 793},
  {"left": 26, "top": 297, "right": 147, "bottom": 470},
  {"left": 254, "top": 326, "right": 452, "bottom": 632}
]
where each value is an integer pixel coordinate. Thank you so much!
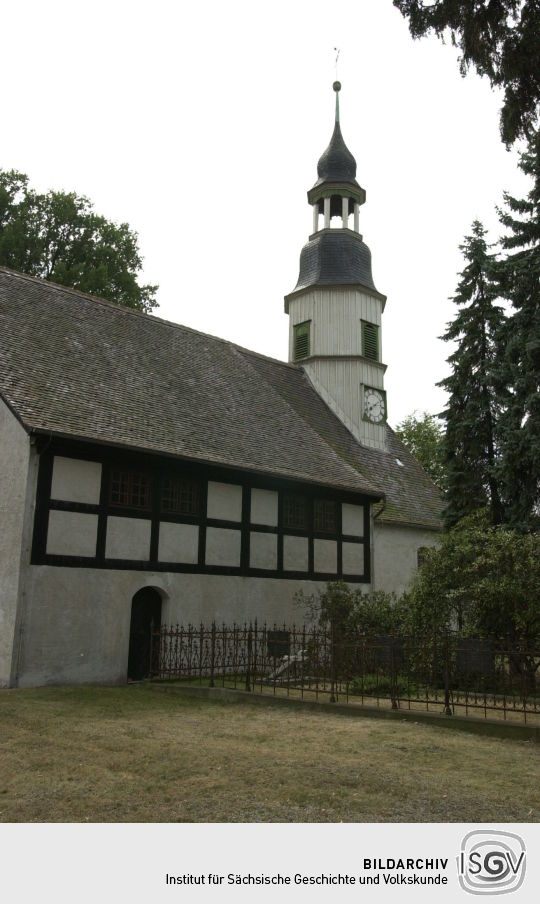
[{"left": 0, "top": 685, "right": 538, "bottom": 823}]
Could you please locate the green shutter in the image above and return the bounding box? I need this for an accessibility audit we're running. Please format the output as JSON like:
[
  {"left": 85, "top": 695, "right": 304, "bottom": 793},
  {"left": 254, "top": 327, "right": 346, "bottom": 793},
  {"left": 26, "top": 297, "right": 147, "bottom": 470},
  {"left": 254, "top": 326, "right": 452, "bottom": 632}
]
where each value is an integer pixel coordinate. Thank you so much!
[
  {"left": 362, "top": 321, "right": 379, "bottom": 361},
  {"left": 294, "top": 321, "right": 310, "bottom": 360}
]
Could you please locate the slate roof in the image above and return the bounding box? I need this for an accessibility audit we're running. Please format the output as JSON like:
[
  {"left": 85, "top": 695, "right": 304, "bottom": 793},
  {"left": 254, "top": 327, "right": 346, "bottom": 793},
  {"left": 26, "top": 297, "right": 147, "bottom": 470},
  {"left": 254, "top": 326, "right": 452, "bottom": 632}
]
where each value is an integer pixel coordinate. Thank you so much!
[
  {"left": 313, "top": 121, "right": 359, "bottom": 188},
  {"left": 0, "top": 267, "right": 443, "bottom": 529},
  {"left": 288, "top": 229, "right": 381, "bottom": 299}
]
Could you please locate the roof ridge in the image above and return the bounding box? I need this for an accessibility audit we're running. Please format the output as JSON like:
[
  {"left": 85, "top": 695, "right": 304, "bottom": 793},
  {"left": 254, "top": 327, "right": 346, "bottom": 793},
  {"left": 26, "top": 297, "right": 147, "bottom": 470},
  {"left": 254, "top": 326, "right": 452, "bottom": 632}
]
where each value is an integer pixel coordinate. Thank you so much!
[
  {"left": 235, "top": 345, "right": 299, "bottom": 370},
  {"left": 0, "top": 266, "right": 297, "bottom": 367}
]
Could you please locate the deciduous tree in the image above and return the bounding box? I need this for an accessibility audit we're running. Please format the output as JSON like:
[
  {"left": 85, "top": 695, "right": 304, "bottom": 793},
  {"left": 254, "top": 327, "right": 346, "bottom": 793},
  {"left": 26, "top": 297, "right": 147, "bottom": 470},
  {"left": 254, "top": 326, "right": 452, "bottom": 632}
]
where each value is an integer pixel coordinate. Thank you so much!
[
  {"left": 0, "top": 169, "right": 157, "bottom": 312},
  {"left": 394, "top": 411, "right": 447, "bottom": 490}
]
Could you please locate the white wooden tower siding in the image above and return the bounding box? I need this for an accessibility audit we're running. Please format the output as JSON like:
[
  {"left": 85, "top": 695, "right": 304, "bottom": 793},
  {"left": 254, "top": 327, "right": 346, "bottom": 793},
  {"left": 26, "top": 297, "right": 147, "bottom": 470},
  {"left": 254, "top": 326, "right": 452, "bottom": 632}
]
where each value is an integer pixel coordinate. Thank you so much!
[{"left": 285, "top": 82, "right": 388, "bottom": 452}]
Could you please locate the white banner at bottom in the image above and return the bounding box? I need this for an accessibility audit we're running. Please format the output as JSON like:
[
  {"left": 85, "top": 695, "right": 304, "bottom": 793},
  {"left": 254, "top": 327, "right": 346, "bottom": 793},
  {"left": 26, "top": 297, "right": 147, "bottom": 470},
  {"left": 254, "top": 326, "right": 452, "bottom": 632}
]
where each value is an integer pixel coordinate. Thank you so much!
[{"left": 0, "top": 823, "right": 538, "bottom": 903}]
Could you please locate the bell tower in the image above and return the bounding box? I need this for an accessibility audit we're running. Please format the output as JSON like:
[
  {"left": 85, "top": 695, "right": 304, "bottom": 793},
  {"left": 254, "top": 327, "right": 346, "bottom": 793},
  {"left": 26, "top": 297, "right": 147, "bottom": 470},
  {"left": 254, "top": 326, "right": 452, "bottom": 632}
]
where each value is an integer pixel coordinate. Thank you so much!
[{"left": 285, "top": 82, "right": 388, "bottom": 451}]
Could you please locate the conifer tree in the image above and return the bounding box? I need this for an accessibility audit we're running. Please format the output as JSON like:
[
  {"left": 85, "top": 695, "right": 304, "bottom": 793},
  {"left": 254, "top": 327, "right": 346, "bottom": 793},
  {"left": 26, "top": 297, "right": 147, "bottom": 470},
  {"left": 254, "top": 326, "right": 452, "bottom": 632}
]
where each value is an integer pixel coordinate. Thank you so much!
[
  {"left": 439, "top": 221, "right": 506, "bottom": 528},
  {"left": 496, "top": 133, "right": 540, "bottom": 531}
]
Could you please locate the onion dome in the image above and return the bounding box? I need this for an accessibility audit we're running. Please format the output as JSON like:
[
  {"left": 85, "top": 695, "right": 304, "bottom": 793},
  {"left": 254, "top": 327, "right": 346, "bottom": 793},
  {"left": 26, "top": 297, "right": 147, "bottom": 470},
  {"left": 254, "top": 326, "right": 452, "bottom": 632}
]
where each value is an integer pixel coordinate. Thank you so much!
[
  {"left": 307, "top": 82, "right": 366, "bottom": 214},
  {"left": 285, "top": 82, "right": 384, "bottom": 308}
]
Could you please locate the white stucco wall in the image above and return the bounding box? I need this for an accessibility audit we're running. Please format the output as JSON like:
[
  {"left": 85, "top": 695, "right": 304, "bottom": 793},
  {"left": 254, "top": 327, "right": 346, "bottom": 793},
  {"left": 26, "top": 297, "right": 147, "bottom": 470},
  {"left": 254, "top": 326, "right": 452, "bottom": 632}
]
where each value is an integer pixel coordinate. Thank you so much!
[
  {"left": 372, "top": 521, "right": 440, "bottom": 596},
  {"left": 250, "top": 488, "right": 278, "bottom": 526},
  {"left": 105, "top": 516, "right": 152, "bottom": 560},
  {"left": 50, "top": 456, "right": 102, "bottom": 504},
  {"left": 16, "top": 565, "right": 366, "bottom": 687},
  {"left": 0, "top": 401, "right": 33, "bottom": 686},
  {"left": 46, "top": 510, "right": 98, "bottom": 557},
  {"left": 207, "top": 481, "right": 242, "bottom": 521},
  {"left": 158, "top": 522, "right": 199, "bottom": 564},
  {"left": 249, "top": 532, "right": 277, "bottom": 570},
  {"left": 205, "top": 527, "right": 241, "bottom": 566}
]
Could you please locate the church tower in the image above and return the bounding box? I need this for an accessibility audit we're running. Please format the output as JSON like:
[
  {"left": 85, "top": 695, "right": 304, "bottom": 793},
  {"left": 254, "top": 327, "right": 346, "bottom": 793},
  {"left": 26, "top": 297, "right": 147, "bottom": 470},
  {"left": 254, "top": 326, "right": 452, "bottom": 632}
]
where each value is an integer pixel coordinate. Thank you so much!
[{"left": 285, "top": 82, "right": 388, "bottom": 451}]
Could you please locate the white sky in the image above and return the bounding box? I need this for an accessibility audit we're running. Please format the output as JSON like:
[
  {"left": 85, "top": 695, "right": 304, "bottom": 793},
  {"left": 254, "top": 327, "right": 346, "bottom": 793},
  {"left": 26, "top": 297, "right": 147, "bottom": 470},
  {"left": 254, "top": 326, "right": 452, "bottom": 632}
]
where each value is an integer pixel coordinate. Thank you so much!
[{"left": 2, "top": 0, "right": 530, "bottom": 427}]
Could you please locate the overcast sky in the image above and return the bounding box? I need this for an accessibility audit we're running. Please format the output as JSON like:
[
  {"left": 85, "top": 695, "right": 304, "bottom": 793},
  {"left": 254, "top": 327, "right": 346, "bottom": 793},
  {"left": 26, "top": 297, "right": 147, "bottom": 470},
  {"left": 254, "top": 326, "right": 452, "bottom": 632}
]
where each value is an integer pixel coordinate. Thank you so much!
[{"left": 2, "top": 0, "right": 530, "bottom": 427}]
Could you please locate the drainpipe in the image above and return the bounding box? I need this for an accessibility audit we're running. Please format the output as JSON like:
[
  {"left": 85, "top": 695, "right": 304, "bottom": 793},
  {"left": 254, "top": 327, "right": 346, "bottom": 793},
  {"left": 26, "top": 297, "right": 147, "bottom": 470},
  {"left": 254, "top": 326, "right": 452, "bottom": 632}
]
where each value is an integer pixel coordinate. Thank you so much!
[{"left": 371, "top": 495, "right": 387, "bottom": 591}]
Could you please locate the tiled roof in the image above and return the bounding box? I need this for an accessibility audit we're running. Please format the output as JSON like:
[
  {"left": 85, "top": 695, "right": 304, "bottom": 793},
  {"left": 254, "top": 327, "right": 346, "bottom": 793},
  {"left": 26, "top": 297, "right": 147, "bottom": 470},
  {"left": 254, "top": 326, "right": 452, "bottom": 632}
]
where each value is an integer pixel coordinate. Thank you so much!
[{"left": 0, "top": 267, "right": 443, "bottom": 528}]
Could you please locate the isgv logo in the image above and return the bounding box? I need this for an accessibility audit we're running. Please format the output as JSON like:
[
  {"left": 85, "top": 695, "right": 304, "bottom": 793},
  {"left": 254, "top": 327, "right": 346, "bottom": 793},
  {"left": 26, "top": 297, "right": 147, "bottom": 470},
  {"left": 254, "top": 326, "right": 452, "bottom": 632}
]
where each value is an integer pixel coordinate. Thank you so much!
[{"left": 458, "top": 830, "right": 526, "bottom": 895}]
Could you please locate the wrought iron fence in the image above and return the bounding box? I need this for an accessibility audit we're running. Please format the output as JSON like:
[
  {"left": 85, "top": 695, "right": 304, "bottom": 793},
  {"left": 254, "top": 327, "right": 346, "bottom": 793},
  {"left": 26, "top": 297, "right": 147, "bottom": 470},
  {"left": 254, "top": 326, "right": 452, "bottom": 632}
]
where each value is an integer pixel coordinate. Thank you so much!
[{"left": 149, "top": 622, "right": 540, "bottom": 725}]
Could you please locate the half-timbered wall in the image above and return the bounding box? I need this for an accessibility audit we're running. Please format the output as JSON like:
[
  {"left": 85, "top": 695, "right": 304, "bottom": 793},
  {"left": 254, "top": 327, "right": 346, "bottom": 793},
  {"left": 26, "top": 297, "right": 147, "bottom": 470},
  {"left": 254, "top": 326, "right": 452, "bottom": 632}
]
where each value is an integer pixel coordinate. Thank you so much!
[{"left": 31, "top": 442, "right": 371, "bottom": 583}]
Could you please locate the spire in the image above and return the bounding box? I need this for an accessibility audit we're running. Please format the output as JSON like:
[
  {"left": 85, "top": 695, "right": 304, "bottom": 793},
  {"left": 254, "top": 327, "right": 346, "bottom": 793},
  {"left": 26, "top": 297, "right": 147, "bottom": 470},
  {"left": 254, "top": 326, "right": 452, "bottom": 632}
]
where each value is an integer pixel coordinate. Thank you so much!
[
  {"left": 286, "top": 82, "right": 382, "bottom": 307},
  {"left": 307, "top": 82, "right": 366, "bottom": 215}
]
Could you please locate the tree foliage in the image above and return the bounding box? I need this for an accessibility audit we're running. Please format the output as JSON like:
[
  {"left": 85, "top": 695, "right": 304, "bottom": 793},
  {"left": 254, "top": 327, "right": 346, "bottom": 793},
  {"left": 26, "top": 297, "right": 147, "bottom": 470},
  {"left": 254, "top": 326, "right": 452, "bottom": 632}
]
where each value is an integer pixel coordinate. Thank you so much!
[
  {"left": 393, "top": 0, "right": 540, "bottom": 145},
  {"left": 394, "top": 411, "right": 447, "bottom": 489},
  {"left": 495, "top": 133, "right": 540, "bottom": 530},
  {"left": 405, "top": 510, "right": 540, "bottom": 642},
  {"left": 0, "top": 169, "right": 157, "bottom": 312},
  {"left": 438, "top": 221, "right": 506, "bottom": 528},
  {"left": 295, "top": 582, "right": 405, "bottom": 635}
]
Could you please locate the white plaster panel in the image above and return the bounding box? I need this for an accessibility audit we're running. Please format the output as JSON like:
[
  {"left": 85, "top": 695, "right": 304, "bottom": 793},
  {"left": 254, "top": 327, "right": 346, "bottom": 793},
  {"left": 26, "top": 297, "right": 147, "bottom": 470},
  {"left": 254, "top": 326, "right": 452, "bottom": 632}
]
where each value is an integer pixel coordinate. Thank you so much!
[
  {"left": 158, "top": 522, "right": 199, "bottom": 564},
  {"left": 207, "top": 481, "right": 242, "bottom": 522},
  {"left": 342, "top": 503, "right": 364, "bottom": 537},
  {"left": 46, "top": 511, "right": 98, "bottom": 557},
  {"left": 314, "top": 539, "right": 337, "bottom": 573},
  {"left": 105, "top": 516, "right": 151, "bottom": 560},
  {"left": 249, "top": 532, "right": 277, "bottom": 570},
  {"left": 250, "top": 488, "right": 278, "bottom": 526},
  {"left": 205, "top": 527, "right": 241, "bottom": 567},
  {"left": 283, "top": 535, "right": 308, "bottom": 571},
  {"left": 342, "top": 542, "right": 364, "bottom": 576},
  {"left": 50, "top": 456, "right": 102, "bottom": 504}
]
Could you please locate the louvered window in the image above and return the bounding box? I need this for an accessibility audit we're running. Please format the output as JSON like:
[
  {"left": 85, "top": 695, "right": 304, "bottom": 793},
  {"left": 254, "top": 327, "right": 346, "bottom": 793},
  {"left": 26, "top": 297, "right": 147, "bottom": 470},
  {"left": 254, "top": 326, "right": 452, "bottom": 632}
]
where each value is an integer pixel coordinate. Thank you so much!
[
  {"left": 293, "top": 321, "right": 311, "bottom": 360},
  {"left": 110, "top": 470, "right": 151, "bottom": 510},
  {"left": 161, "top": 477, "right": 200, "bottom": 515},
  {"left": 283, "top": 494, "right": 308, "bottom": 530},
  {"left": 362, "top": 321, "right": 379, "bottom": 361},
  {"left": 314, "top": 499, "right": 337, "bottom": 533}
]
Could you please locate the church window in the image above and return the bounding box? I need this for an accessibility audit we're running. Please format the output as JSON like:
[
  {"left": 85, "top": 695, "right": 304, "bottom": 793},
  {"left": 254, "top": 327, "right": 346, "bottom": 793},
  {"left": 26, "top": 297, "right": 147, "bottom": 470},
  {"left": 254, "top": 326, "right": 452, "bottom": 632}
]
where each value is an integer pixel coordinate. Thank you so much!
[
  {"left": 314, "top": 499, "right": 337, "bottom": 533},
  {"left": 109, "top": 469, "right": 151, "bottom": 509},
  {"left": 161, "top": 477, "right": 200, "bottom": 515},
  {"left": 417, "top": 546, "right": 429, "bottom": 568},
  {"left": 283, "top": 494, "right": 308, "bottom": 530},
  {"left": 293, "top": 321, "right": 311, "bottom": 360},
  {"left": 362, "top": 321, "right": 379, "bottom": 361}
]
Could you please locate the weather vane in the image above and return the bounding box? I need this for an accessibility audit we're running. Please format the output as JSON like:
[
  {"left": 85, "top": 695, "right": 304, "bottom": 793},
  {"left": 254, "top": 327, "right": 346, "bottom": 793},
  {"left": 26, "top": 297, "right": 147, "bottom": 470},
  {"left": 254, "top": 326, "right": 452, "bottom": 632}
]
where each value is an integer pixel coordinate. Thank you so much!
[{"left": 334, "top": 47, "right": 340, "bottom": 80}]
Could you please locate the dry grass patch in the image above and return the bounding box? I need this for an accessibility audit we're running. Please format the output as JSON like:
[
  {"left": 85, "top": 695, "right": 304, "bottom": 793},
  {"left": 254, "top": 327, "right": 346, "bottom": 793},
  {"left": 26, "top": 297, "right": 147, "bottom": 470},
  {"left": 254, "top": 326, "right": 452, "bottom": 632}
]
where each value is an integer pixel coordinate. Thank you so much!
[{"left": 0, "top": 685, "right": 538, "bottom": 823}]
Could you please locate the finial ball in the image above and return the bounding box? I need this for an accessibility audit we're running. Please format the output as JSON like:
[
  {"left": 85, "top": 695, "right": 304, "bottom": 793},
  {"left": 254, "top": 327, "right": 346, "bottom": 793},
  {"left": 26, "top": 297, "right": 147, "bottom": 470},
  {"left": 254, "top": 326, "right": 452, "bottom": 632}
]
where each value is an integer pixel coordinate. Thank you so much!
[{"left": 333, "top": 80, "right": 341, "bottom": 92}]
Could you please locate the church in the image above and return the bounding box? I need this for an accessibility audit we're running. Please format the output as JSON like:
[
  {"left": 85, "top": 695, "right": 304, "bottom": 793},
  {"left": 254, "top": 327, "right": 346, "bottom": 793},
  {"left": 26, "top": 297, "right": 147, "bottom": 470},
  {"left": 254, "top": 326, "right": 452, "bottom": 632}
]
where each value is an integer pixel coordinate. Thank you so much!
[{"left": 0, "top": 83, "right": 443, "bottom": 687}]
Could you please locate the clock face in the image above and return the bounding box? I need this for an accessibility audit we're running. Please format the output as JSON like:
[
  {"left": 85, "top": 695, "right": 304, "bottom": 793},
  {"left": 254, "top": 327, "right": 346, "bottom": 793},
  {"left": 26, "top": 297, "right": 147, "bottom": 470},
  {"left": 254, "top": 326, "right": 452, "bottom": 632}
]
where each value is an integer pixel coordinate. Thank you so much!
[{"left": 364, "top": 387, "right": 386, "bottom": 424}]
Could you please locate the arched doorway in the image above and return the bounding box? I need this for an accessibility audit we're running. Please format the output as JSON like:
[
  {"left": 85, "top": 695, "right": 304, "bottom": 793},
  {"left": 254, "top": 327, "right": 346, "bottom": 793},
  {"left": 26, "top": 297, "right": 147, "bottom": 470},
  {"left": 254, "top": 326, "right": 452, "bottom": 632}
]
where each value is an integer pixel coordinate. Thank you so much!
[{"left": 127, "top": 588, "right": 162, "bottom": 681}]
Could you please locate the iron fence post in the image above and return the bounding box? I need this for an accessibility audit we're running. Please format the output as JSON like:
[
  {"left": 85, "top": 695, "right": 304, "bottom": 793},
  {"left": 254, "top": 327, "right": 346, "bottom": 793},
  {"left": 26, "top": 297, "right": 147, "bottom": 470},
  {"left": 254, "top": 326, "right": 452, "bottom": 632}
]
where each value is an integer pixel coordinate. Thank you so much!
[
  {"left": 149, "top": 618, "right": 155, "bottom": 678},
  {"left": 245, "top": 624, "right": 253, "bottom": 692},
  {"left": 444, "top": 632, "right": 452, "bottom": 716},
  {"left": 390, "top": 634, "right": 398, "bottom": 709},
  {"left": 330, "top": 618, "right": 336, "bottom": 703},
  {"left": 209, "top": 621, "right": 216, "bottom": 688}
]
